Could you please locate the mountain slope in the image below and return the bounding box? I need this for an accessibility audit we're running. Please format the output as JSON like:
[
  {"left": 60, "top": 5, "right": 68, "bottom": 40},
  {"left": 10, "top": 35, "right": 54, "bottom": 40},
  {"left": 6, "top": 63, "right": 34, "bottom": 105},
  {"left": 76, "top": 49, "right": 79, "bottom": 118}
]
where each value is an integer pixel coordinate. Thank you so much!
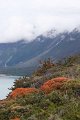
[
  {"left": 0, "top": 28, "right": 80, "bottom": 75},
  {"left": 16, "top": 28, "right": 80, "bottom": 67}
]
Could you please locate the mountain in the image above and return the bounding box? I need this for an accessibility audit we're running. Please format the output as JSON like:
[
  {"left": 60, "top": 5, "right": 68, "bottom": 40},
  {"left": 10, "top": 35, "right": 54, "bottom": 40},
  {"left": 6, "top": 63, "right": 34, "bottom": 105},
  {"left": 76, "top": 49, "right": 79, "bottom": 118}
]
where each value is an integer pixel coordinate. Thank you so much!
[{"left": 0, "top": 28, "right": 80, "bottom": 75}]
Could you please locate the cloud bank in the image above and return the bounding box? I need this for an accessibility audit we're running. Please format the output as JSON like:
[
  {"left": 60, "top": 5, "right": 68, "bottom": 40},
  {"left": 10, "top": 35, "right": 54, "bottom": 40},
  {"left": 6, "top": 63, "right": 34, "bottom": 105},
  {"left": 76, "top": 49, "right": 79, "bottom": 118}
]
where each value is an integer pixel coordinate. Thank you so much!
[{"left": 0, "top": 0, "right": 80, "bottom": 42}]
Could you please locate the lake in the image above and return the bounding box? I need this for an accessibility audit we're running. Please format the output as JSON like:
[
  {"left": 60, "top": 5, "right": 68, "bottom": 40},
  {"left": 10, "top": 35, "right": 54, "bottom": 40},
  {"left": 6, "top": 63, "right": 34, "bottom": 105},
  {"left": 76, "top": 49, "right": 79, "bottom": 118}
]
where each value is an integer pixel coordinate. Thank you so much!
[{"left": 0, "top": 74, "right": 19, "bottom": 100}]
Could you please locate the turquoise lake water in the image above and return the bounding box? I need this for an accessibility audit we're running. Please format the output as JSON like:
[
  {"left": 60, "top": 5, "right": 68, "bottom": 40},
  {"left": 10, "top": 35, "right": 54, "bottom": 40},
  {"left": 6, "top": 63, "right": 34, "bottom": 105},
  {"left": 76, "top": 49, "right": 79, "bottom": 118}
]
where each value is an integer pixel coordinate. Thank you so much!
[{"left": 0, "top": 74, "right": 19, "bottom": 100}]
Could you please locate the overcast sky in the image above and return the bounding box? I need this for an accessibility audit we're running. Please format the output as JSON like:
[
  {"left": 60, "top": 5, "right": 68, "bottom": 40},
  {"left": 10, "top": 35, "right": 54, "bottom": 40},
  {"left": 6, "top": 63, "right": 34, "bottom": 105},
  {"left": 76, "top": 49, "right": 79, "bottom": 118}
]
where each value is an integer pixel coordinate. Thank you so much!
[{"left": 0, "top": 0, "right": 80, "bottom": 42}]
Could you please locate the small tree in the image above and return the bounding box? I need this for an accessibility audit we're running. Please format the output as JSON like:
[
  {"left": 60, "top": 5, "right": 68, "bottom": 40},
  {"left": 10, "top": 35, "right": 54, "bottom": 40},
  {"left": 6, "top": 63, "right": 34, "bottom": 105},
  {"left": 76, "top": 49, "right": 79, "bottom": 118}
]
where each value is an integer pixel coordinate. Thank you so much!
[{"left": 35, "top": 58, "right": 54, "bottom": 76}]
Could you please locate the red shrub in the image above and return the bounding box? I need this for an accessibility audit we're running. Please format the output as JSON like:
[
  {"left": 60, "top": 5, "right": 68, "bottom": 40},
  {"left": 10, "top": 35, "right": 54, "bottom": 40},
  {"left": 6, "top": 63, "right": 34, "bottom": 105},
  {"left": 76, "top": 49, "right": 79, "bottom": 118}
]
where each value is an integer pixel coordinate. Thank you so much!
[
  {"left": 52, "top": 77, "right": 68, "bottom": 82},
  {"left": 9, "top": 88, "right": 38, "bottom": 99},
  {"left": 11, "top": 118, "right": 20, "bottom": 120},
  {"left": 40, "top": 77, "right": 69, "bottom": 94}
]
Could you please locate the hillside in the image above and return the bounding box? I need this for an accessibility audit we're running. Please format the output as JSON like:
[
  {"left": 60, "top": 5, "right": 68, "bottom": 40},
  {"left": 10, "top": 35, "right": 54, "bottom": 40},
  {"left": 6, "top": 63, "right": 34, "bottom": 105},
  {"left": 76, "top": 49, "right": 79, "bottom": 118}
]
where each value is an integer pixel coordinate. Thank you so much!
[
  {"left": 0, "top": 55, "right": 80, "bottom": 120},
  {"left": 0, "top": 28, "right": 80, "bottom": 75}
]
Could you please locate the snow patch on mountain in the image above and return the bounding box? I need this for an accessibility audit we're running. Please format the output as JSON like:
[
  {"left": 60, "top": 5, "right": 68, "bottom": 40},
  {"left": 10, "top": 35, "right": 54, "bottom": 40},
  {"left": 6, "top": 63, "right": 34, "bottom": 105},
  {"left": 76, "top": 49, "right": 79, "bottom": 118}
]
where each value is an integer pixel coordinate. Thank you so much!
[
  {"left": 61, "top": 35, "right": 65, "bottom": 40},
  {"left": 43, "top": 29, "right": 58, "bottom": 38},
  {"left": 70, "top": 37, "right": 75, "bottom": 41},
  {"left": 37, "top": 37, "right": 44, "bottom": 42},
  {"left": 5, "top": 56, "right": 13, "bottom": 67}
]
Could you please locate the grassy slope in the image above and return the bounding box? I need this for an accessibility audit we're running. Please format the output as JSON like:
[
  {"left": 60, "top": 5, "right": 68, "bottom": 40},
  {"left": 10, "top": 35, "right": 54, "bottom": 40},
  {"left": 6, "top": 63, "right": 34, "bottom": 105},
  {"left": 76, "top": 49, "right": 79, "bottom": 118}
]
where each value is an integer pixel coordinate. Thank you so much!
[{"left": 0, "top": 55, "right": 80, "bottom": 120}]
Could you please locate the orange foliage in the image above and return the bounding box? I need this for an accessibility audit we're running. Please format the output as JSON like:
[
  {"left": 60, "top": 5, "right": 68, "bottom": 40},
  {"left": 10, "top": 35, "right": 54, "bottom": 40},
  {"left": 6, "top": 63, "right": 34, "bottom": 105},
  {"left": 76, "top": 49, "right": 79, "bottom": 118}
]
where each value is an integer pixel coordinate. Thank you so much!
[
  {"left": 9, "top": 88, "right": 38, "bottom": 99},
  {"left": 9, "top": 77, "right": 69, "bottom": 98},
  {"left": 40, "top": 77, "right": 69, "bottom": 94},
  {"left": 11, "top": 118, "right": 20, "bottom": 120}
]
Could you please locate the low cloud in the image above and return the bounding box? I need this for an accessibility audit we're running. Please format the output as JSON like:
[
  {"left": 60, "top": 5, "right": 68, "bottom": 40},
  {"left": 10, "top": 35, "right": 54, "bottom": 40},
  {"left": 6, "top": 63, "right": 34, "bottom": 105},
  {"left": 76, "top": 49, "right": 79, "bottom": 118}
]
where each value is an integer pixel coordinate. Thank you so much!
[{"left": 0, "top": 0, "right": 80, "bottom": 42}]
